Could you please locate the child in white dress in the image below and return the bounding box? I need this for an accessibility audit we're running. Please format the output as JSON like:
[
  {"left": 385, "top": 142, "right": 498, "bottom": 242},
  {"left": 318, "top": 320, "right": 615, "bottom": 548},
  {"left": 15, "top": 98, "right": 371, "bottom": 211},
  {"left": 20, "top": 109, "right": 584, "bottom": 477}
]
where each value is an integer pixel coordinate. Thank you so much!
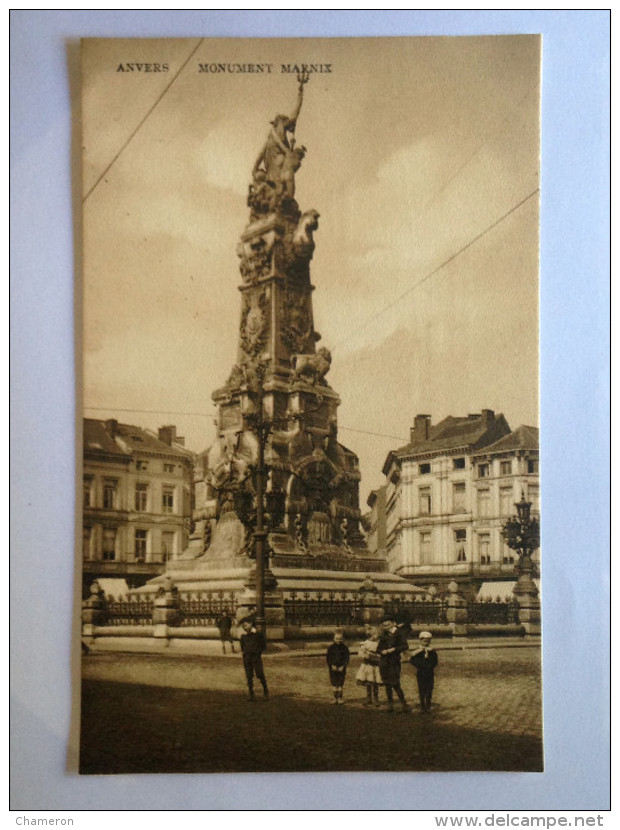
[{"left": 355, "top": 626, "right": 382, "bottom": 706}]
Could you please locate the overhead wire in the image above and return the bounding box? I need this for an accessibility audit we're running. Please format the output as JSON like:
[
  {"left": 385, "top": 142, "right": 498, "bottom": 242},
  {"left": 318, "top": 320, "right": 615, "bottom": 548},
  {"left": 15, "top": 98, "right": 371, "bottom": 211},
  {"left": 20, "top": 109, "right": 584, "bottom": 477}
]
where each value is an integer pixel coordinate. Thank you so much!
[
  {"left": 328, "top": 81, "right": 540, "bottom": 353},
  {"left": 330, "top": 187, "right": 539, "bottom": 353},
  {"left": 421, "top": 81, "right": 539, "bottom": 216},
  {"left": 82, "top": 38, "right": 204, "bottom": 203},
  {"left": 82, "top": 406, "right": 408, "bottom": 443}
]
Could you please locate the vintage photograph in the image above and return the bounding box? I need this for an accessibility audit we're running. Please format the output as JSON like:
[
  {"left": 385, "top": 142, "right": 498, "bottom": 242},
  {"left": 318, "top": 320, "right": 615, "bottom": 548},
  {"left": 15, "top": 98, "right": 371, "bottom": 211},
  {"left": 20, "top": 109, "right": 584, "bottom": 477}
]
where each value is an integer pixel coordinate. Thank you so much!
[{"left": 79, "top": 36, "right": 542, "bottom": 774}]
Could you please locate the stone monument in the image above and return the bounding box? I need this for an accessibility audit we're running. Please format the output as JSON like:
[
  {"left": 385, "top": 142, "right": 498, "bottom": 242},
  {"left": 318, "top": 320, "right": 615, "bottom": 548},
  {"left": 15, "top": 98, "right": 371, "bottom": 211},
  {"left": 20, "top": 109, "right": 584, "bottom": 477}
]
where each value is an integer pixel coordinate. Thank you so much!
[{"left": 151, "top": 76, "right": 421, "bottom": 616}]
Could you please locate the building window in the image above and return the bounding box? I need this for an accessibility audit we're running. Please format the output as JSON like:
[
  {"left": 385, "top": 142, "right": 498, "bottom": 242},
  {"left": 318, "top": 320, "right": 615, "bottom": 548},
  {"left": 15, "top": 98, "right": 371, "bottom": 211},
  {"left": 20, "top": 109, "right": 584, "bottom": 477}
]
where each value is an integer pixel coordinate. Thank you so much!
[
  {"left": 529, "top": 485, "right": 540, "bottom": 512},
  {"left": 453, "top": 458, "right": 465, "bottom": 470},
  {"left": 454, "top": 528, "right": 467, "bottom": 562},
  {"left": 83, "top": 478, "right": 93, "bottom": 508},
  {"left": 163, "top": 463, "right": 175, "bottom": 474},
  {"left": 500, "top": 486, "right": 514, "bottom": 516},
  {"left": 420, "top": 531, "right": 432, "bottom": 564},
  {"left": 418, "top": 487, "right": 432, "bottom": 515},
  {"left": 103, "top": 480, "right": 118, "bottom": 510},
  {"left": 135, "top": 483, "right": 149, "bottom": 512},
  {"left": 419, "top": 463, "right": 431, "bottom": 475},
  {"left": 135, "top": 529, "right": 147, "bottom": 560},
  {"left": 455, "top": 529, "right": 467, "bottom": 562},
  {"left": 83, "top": 526, "right": 92, "bottom": 559},
  {"left": 102, "top": 527, "right": 116, "bottom": 561},
  {"left": 500, "top": 460, "right": 512, "bottom": 475},
  {"left": 162, "top": 531, "right": 175, "bottom": 561},
  {"left": 452, "top": 482, "right": 466, "bottom": 513},
  {"left": 502, "top": 540, "right": 514, "bottom": 565},
  {"left": 479, "top": 533, "right": 491, "bottom": 565},
  {"left": 136, "top": 460, "right": 148, "bottom": 471},
  {"left": 477, "top": 488, "right": 491, "bottom": 518},
  {"left": 477, "top": 463, "right": 489, "bottom": 478},
  {"left": 527, "top": 459, "right": 539, "bottom": 474},
  {"left": 162, "top": 486, "right": 175, "bottom": 514}
]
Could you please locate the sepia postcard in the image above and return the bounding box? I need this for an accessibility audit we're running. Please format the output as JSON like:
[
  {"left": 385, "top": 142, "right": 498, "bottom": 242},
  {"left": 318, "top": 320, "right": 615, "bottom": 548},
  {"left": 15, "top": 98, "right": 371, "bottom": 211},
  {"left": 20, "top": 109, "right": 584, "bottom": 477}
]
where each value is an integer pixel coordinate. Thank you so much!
[{"left": 79, "top": 36, "right": 542, "bottom": 774}]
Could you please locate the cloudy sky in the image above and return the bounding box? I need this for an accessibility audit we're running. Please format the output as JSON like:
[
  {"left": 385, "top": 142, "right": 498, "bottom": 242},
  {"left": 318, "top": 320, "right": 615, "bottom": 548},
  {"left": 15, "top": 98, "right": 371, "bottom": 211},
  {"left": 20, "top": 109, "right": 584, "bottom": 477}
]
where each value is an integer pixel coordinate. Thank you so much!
[{"left": 82, "top": 36, "right": 540, "bottom": 498}]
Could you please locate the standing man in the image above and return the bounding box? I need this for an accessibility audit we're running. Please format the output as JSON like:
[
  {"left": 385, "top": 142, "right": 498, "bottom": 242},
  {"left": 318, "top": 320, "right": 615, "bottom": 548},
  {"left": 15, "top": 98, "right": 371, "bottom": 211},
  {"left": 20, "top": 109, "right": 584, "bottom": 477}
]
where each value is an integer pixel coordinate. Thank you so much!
[
  {"left": 239, "top": 617, "right": 269, "bottom": 701},
  {"left": 377, "top": 616, "right": 410, "bottom": 713},
  {"left": 216, "top": 608, "right": 235, "bottom": 654}
]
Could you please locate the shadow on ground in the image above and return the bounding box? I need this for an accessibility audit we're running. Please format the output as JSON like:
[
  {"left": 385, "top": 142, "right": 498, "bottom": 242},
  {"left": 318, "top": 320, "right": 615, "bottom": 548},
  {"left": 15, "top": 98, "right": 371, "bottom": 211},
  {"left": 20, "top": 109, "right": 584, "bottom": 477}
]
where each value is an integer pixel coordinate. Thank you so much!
[{"left": 80, "top": 680, "right": 543, "bottom": 774}]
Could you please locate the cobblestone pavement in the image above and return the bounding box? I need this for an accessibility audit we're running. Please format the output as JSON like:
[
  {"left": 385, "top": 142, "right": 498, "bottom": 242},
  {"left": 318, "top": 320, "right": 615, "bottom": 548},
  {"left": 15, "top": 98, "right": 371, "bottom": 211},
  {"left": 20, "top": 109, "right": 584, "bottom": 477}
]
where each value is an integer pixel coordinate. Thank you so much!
[{"left": 82, "top": 644, "right": 542, "bottom": 739}]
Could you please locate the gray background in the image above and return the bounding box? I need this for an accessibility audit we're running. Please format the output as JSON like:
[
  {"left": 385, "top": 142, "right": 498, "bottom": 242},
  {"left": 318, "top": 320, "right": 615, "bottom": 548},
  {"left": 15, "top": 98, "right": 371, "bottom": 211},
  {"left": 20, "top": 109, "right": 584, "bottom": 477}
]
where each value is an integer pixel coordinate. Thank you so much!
[{"left": 10, "top": 10, "right": 610, "bottom": 811}]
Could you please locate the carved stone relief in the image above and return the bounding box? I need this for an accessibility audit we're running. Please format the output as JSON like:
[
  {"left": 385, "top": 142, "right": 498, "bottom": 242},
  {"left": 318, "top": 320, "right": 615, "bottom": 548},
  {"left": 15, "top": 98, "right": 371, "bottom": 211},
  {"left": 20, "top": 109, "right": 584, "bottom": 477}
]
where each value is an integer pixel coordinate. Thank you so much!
[
  {"left": 239, "top": 290, "right": 269, "bottom": 358},
  {"left": 280, "top": 290, "right": 314, "bottom": 354}
]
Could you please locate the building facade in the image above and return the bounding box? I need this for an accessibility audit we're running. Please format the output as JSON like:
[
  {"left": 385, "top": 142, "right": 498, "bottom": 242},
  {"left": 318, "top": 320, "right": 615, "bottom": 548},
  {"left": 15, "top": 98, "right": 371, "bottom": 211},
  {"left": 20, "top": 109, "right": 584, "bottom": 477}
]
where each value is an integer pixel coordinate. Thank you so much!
[
  {"left": 378, "top": 410, "right": 539, "bottom": 597},
  {"left": 82, "top": 419, "right": 194, "bottom": 594},
  {"left": 364, "top": 485, "right": 387, "bottom": 559}
]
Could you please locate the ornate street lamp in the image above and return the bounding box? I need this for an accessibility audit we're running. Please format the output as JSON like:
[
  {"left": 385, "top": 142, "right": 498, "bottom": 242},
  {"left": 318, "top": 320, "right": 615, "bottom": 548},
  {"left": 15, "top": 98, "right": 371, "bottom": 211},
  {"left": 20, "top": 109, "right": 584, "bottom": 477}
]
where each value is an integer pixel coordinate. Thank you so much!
[
  {"left": 236, "top": 359, "right": 272, "bottom": 635},
  {"left": 501, "top": 491, "right": 540, "bottom": 589}
]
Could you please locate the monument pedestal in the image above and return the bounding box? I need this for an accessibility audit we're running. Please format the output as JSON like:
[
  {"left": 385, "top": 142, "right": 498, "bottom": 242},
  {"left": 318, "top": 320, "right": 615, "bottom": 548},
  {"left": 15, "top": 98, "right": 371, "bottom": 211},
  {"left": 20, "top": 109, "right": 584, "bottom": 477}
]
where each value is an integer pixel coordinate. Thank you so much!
[{"left": 446, "top": 581, "right": 468, "bottom": 637}]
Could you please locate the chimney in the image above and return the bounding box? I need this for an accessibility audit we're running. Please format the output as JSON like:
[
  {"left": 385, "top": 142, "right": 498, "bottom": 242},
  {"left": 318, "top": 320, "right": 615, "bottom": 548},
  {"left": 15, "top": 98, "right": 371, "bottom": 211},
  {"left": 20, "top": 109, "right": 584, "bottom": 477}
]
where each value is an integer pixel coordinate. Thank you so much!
[
  {"left": 481, "top": 409, "right": 495, "bottom": 427},
  {"left": 158, "top": 425, "right": 186, "bottom": 447},
  {"left": 158, "top": 425, "right": 176, "bottom": 446},
  {"left": 105, "top": 418, "right": 119, "bottom": 437},
  {"left": 410, "top": 414, "right": 431, "bottom": 445}
]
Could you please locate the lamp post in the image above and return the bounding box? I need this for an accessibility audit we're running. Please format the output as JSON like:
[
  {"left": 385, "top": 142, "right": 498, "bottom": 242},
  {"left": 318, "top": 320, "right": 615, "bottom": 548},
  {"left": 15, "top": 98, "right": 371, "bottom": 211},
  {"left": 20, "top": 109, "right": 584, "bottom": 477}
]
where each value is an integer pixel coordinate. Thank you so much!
[
  {"left": 234, "top": 358, "right": 323, "bottom": 637},
  {"left": 501, "top": 491, "right": 541, "bottom": 635},
  {"left": 236, "top": 360, "right": 286, "bottom": 637},
  {"left": 501, "top": 491, "right": 540, "bottom": 583}
]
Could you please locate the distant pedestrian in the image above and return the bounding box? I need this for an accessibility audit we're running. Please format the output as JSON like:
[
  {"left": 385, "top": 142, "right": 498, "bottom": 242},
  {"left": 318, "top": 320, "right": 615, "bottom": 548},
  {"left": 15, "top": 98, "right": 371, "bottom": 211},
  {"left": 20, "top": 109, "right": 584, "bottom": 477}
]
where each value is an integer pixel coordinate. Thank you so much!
[
  {"left": 216, "top": 608, "right": 235, "bottom": 654},
  {"left": 409, "top": 631, "right": 438, "bottom": 713},
  {"left": 355, "top": 626, "right": 382, "bottom": 706},
  {"left": 377, "top": 616, "right": 410, "bottom": 713},
  {"left": 326, "top": 628, "right": 350, "bottom": 705},
  {"left": 239, "top": 618, "right": 269, "bottom": 701}
]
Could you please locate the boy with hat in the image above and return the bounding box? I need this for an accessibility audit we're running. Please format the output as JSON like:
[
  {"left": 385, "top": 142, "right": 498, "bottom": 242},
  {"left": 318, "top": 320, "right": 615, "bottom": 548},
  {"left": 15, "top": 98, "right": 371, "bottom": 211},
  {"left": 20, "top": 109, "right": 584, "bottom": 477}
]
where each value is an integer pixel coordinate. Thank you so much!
[{"left": 409, "top": 631, "right": 439, "bottom": 713}]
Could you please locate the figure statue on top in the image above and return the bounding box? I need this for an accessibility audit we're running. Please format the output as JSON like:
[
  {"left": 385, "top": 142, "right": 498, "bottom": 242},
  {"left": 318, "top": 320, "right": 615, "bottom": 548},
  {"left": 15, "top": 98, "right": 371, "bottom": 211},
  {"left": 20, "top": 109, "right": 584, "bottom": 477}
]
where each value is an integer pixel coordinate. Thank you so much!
[{"left": 249, "top": 72, "right": 309, "bottom": 217}]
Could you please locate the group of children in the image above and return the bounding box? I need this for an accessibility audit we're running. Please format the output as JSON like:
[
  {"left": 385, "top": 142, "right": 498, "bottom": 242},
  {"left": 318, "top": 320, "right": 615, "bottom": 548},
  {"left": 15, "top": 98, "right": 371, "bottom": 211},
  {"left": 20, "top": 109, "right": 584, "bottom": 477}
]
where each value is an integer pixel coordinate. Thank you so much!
[
  {"left": 236, "top": 612, "right": 439, "bottom": 713},
  {"left": 327, "top": 620, "right": 439, "bottom": 713}
]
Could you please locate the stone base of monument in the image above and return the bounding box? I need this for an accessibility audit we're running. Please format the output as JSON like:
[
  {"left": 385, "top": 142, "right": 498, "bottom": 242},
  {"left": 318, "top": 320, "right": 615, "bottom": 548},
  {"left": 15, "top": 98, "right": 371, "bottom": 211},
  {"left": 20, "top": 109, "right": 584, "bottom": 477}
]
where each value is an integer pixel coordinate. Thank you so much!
[{"left": 136, "top": 558, "right": 424, "bottom": 643}]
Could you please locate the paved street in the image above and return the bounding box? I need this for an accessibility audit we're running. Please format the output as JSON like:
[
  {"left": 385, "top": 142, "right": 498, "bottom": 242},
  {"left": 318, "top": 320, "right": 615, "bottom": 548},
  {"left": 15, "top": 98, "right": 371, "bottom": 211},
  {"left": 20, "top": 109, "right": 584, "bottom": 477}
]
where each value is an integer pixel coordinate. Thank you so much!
[{"left": 80, "top": 644, "right": 542, "bottom": 774}]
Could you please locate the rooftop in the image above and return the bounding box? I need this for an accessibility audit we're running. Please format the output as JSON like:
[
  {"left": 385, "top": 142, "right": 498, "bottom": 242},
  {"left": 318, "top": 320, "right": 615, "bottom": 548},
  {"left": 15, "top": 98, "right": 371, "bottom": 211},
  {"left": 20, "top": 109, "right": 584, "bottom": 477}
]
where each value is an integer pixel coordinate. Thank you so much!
[
  {"left": 383, "top": 409, "right": 512, "bottom": 473},
  {"left": 84, "top": 418, "right": 192, "bottom": 460}
]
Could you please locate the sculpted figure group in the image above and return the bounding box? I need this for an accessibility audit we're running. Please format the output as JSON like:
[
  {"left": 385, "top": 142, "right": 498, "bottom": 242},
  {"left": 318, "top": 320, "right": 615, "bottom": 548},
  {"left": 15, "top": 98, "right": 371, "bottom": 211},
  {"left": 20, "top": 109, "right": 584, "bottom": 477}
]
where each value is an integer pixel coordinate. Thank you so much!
[{"left": 248, "top": 72, "right": 309, "bottom": 217}]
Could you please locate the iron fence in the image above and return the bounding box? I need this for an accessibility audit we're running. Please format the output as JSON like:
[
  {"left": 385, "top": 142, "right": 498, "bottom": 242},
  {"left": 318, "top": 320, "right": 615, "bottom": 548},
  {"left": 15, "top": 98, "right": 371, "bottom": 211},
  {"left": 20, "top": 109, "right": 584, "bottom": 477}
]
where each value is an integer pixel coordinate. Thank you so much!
[
  {"left": 284, "top": 591, "right": 363, "bottom": 626},
  {"left": 383, "top": 597, "right": 448, "bottom": 625},
  {"left": 106, "top": 596, "right": 154, "bottom": 626},
  {"left": 467, "top": 598, "right": 520, "bottom": 625},
  {"left": 178, "top": 591, "right": 238, "bottom": 627}
]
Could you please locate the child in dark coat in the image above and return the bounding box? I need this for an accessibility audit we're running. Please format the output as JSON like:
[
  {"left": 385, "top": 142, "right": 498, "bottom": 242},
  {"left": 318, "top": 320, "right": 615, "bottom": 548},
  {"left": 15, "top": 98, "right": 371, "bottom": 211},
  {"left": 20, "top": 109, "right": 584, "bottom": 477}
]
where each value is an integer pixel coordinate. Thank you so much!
[
  {"left": 409, "top": 630, "right": 439, "bottom": 713},
  {"left": 326, "top": 629, "right": 350, "bottom": 704}
]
